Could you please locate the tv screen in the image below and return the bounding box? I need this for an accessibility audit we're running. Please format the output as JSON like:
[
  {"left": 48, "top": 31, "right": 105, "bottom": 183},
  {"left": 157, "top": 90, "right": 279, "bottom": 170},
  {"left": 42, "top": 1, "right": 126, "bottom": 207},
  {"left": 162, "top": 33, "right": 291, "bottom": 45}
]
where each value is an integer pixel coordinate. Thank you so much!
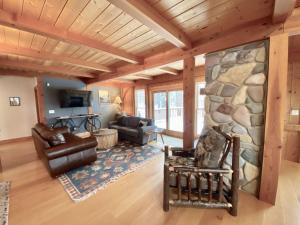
[{"left": 59, "top": 89, "right": 92, "bottom": 108}]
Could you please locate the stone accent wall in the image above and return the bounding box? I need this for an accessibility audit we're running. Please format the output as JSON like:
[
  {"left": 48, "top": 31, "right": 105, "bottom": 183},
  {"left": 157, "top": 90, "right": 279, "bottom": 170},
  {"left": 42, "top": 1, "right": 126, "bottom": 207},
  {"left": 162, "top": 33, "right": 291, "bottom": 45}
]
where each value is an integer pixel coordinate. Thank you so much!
[{"left": 203, "top": 40, "right": 268, "bottom": 195}]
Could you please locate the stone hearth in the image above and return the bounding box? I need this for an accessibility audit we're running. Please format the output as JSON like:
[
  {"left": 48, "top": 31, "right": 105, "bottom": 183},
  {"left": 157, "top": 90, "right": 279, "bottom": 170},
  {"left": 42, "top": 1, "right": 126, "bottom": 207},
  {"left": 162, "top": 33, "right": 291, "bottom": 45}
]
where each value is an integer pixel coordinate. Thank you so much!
[{"left": 203, "top": 40, "right": 268, "bottom": 195}]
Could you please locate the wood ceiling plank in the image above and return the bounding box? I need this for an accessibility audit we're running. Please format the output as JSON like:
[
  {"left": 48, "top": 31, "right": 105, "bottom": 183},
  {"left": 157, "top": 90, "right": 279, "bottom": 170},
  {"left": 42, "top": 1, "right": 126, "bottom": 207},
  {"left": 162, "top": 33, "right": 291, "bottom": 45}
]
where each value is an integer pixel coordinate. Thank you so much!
[
  {"left": 189, "top": 1, "right": 273, "bottom": 42},
  {"left": 39, "top": 0, "right": 68, "bottom": 24},
  {"left": 110, "top": 24, "right": 151, "bottom": 48},
  {"left": 3, "top": 27, "right": 19, "bottom": 46},
  {"left": 159, "top": 67, "right": 179, "bottom": 75},
  {"left": 82, "top": 4, "right": 122, "bottom": 39},
  {"left": 128, "top": 35, "right": 164, "bottom": 53},
  {"left": 172, "top": 0, "right": 231, "bottom": 25},
  {"left": 0, "top": 9, "right": 141, "bottom": 63},
  {"left": 273, "top": 0, "right": 296, "bottom": 24},
  {"left": 121, "top": 30, "right": 159, "bottom": 50},
  {"left": 68, "top": 1, "right": 110, "bottom": 34},
  {"left": 0, "top": 43, "right": 112, "bottom": 72},
  {"left": 0, "top": 59, "right": 95, "bottom": 78},
  {"left": 42, "top": 38, "right": 59, "bottom": 52},
  {"left": 180, "top": 0, "right": 257, "bottom": 30},
  {"left": 86, "top": 18, "right": 282, "bottom": 83},
  {"left": 161, "top": 0, "right": 205, "bottom": 20},
  {"left": 151, "top": 0, "right": 183, "bottom": 11},
  {"left": 96, "top": 12, "right": 133, "bottom": 41},
  {"left": 54, "top": 0, "right": 90, "bottom": 29},
  {"left": 30, "top": 34, "right": 47, "bottom": 50},
  {"left": 2, "top": 0, "right": 22, "bottom": 13},
  {"left": 107, "top": 0, "right": 191, "bottom": 48},
  {"left": 103, "top": 20, "right": 143, "bottom": 44},
  {"left": 19, "top": 0, "right": 46, "bottom": 50}
]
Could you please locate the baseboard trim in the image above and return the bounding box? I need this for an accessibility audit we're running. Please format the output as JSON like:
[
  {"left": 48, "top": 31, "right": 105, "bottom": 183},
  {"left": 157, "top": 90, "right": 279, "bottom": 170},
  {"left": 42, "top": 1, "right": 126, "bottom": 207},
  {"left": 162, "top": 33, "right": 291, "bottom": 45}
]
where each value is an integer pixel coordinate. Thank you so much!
[{"left": 0, "top": 136, "right": 32, "bottom": 145}]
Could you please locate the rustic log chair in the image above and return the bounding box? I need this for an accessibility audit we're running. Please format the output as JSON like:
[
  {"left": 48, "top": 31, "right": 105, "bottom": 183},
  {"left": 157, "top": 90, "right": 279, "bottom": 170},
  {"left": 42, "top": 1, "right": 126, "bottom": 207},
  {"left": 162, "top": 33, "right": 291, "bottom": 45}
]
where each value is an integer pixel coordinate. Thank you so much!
[{"left": 163, "top": 126, "right": 240, "bottom": 216}]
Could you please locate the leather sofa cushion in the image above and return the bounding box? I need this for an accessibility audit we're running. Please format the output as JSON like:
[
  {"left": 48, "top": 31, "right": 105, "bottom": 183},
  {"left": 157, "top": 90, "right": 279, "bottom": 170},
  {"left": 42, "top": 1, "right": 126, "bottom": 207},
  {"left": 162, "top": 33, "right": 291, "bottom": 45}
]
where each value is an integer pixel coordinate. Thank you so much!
[
  {"left": 45, "top": 136, "right": 98, "bottom": 160},
  {"left": 126, "top": 117, "right": 141, "bottom": 128},
  {"left": 118, "top": 127, "right": 138, "bottom": 137}
]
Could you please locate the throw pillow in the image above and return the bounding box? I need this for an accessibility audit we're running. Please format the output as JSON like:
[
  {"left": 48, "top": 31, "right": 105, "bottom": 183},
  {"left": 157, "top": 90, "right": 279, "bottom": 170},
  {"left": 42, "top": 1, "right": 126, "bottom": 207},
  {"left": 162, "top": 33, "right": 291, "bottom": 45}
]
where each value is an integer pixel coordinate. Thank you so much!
[
  {"left": 194, "top": 127, "right": 226, "bottom": 168},
  {"left": 138, "top": 120, "right": 148, "bottom": 127},
  {"left": 48, "top": 133, "right": 66, "bottom": 146}
]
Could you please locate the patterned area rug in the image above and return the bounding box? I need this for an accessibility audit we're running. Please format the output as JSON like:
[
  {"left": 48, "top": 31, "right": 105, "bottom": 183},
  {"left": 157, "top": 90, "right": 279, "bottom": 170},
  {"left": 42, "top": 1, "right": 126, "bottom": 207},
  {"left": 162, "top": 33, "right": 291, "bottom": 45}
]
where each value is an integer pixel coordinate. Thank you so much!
[
  {"left": 0, "top": 181, "right": 10, "bottom": 225},
  {"left": 59, "top": 142, "right": 162, "bottom": 202}
]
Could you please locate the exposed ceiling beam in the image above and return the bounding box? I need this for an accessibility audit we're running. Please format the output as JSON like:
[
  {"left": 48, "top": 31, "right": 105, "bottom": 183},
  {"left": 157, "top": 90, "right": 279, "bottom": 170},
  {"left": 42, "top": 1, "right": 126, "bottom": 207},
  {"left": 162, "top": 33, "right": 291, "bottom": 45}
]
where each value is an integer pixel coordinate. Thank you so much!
[
  {"left": 272, "top": 0, "right": 296, "bottom": 24},
  {"left": 0, "top": 9, "right": 141, "bottom": 64},
  {"left": 0, "top": 68, "right": 35, "bottom": 77},
  {"left": 0, "top": 68, "right": 80, "bottom": 80},
  {"left": 0, "top": 43, "right": 113, "bottom": 72},
  {"left": 87, "top": 18, "right": 283, "bottom": 83},
  {"left": 107, "top": 0, "right": 191, "bottom": 49},
  {"left": 159, "top": 67, "right": 179, "bottom": 75},
  {"left": 0, "top": 59, "right": 95, "bottom": 78}
]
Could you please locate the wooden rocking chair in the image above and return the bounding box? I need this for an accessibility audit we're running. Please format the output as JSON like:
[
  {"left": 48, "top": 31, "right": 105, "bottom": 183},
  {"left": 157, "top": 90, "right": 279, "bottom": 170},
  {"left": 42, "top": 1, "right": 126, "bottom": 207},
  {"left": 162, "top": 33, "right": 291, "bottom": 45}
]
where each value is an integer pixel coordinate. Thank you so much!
[{"left": 163, "top": 127, "right": 240, "bottom": 216}]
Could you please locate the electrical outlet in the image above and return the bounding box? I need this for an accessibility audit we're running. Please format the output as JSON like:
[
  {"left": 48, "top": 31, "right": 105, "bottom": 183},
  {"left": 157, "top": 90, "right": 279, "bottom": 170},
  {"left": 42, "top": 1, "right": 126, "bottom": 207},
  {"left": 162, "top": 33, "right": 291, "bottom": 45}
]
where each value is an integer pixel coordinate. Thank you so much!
[{"left": 49, "top": 110, "right": 55, "bottom": 114}]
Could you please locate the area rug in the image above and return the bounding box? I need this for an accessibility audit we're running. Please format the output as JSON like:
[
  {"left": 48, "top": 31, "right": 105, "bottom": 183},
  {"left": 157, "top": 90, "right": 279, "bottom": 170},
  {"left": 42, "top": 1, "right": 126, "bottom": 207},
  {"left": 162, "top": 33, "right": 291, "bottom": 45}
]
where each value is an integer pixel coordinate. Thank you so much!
[
  {"left": 0, "top": 181, "right": 10, "bottom": 225},
  {"left": 58, "top": 142, "right": 162, "bottom": 202}
]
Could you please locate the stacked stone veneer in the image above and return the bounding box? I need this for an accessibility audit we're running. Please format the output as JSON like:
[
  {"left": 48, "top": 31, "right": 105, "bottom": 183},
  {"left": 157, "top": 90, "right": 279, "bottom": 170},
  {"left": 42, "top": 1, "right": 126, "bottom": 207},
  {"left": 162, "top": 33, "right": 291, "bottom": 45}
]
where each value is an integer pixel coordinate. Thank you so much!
[{"left": 203, "top": 40, "right": 268, "bottom": 195}]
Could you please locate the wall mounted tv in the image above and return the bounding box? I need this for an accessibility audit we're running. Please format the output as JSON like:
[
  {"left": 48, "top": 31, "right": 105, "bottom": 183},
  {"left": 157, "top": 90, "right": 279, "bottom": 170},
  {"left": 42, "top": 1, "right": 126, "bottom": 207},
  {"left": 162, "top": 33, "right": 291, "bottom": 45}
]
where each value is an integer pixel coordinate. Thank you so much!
[{"left": 59, "top": 89, "right": 92, "bottom": 108}]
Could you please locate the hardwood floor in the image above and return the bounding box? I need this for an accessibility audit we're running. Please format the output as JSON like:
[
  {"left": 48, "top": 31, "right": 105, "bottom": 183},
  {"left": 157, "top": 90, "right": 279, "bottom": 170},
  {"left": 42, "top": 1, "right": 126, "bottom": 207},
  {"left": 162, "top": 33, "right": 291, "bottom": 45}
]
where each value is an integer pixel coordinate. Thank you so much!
[{"left": 0, "top": 139, "right": 299, "bottom": 225}]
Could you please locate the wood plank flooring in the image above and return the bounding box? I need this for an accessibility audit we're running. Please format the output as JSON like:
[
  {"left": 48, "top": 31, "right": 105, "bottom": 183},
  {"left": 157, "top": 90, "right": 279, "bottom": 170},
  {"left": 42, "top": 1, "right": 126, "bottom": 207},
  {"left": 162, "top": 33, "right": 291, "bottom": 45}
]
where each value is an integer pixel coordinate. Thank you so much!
[{"left": 0, "top": 139, "right": 299, "bottom": 225}]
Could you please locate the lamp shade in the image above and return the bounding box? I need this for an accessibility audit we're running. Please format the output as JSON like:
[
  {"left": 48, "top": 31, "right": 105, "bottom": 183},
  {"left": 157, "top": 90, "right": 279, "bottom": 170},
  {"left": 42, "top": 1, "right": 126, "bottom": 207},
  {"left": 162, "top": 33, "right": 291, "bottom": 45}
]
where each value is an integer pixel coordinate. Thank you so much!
[{"left": 114, "top": 96, "right": 122, "bottom": 104}]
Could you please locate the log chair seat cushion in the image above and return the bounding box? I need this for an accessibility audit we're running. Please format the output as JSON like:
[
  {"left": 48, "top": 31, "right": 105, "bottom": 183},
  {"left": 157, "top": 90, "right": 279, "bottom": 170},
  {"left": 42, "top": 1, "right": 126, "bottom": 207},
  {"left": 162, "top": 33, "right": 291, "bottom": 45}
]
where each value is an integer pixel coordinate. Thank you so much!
[{"left": 194, "top": 128, "right": 227, "bottom": 168}]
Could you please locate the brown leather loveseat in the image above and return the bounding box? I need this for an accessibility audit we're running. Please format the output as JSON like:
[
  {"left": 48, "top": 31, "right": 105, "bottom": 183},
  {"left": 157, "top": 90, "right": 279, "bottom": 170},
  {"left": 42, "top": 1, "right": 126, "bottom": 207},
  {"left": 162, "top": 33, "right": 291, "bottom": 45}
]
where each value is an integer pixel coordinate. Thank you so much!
[{"left": 32, "top": 123, "right": 97, "bottom": 177}]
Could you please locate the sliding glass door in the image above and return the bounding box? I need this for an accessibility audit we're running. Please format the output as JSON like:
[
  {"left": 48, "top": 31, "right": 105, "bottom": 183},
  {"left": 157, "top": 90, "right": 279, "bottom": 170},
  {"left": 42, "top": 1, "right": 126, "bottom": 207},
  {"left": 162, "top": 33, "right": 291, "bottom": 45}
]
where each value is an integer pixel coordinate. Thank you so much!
[
  {"left": 168, "top": 90, "right": 183, "bottom": 132},
  {"left": 153, "top": 92, "right": 167, "bottom": 129},
  {"left": 153, "top": 90, "right": 183, "bottom": 134}
]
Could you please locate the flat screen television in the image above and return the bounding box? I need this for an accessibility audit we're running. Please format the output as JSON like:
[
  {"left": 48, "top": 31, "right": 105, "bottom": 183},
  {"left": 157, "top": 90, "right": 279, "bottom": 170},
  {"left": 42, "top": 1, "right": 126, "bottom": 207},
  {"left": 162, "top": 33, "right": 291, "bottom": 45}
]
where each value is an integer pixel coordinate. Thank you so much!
[{"left": 59, "top": 89, "right": 92, "bottom": 108}]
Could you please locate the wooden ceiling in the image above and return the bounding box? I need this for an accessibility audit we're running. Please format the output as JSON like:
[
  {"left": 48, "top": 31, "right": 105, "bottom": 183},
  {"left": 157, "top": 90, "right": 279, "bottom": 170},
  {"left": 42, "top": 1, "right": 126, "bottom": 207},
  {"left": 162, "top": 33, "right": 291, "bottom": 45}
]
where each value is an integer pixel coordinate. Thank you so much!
[{"left": 0, "top": 0, "right": 296, "bottom": 82}]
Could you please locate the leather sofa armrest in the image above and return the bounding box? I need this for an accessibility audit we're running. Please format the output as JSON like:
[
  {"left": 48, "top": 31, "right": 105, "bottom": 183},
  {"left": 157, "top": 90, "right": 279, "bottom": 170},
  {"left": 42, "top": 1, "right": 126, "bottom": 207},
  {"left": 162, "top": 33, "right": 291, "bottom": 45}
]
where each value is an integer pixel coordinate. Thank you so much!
[
  {"left": 138, "top": 125, "right": 156, "bottom": 135},
  {"left": 50, "top": 126, "right": 70, "bottom": 134},
  {"left": 45, "top": 136, "right": 97, "bottom": 160}
]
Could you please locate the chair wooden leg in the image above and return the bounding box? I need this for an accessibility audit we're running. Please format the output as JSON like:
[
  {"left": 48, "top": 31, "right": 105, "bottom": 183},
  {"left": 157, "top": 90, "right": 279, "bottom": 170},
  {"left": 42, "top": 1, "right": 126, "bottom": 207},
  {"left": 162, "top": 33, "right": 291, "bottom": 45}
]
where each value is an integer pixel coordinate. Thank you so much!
[
  {"left": 163, "top": 164, "right": 170, "bottom": 211},
  {"left": 230, "top": 136, "right": 240, "bottom": 216}
]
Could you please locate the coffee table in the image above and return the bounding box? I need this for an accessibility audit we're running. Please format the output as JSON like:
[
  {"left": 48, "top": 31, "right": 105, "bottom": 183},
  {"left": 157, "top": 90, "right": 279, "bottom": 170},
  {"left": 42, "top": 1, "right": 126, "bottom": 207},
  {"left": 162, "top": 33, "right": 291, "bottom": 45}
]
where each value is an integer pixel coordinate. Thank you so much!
[
  {"left": 145, "top": 128, "right": 165, "bottom": 144},
  {"left": 93, "top": 129, "right": 118, "bottom": 150}
]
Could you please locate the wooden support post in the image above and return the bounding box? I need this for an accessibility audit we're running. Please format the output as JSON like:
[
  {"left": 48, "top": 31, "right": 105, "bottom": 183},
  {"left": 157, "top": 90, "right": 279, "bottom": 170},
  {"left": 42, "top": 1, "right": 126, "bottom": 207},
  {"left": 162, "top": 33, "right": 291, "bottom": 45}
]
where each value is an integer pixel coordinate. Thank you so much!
[
  {"left": 259, "top": 33, "right": 288, "bottom": 205},
  {"left": 183, "top": 57, "right": 195, "bottom": 149},
  {"left": 36, "top": 77, "right": 46, "bottom": 124}
]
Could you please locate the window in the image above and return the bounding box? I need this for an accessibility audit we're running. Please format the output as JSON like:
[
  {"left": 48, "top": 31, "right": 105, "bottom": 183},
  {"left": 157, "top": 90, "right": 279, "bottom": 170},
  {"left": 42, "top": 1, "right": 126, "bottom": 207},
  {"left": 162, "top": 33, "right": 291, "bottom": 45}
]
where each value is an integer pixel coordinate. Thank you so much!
[
  {"left": 168, "top": 90, "right": 183, "bottom": 132},
  {"left": 153, "top": 92, "right": 167, "bottom": 129},
  {"left": 153, "top": 90, "right": 183, "bottom": 132},
  {"left": 196, "top": 82, "right": 206, "bottom": 135},
  {"left": 135, "top": 89, "right": 146, "bottom": 118}
]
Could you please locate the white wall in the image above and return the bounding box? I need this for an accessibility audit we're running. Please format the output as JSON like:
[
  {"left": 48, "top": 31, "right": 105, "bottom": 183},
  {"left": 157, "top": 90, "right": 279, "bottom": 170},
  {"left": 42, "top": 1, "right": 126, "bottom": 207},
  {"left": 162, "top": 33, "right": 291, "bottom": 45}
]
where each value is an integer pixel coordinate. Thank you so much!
[{"left": 0, "top": 76, "right": 37, "bottom": 140}]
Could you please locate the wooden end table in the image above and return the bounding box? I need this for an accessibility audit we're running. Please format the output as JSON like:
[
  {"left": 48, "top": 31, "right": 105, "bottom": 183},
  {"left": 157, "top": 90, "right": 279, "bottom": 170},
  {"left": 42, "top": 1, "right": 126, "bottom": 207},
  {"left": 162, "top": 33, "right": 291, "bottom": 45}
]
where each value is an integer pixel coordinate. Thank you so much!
[{"left": 93, "top": 129, "right": 118, "bottom": 150}]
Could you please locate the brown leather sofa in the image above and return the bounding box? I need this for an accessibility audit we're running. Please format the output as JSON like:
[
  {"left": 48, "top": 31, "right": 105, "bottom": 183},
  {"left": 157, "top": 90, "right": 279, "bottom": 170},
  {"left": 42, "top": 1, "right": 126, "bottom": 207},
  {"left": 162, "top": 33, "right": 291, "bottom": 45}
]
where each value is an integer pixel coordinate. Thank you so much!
[{"left": 32, "top": 123, "right": 97, "bottom": 177}]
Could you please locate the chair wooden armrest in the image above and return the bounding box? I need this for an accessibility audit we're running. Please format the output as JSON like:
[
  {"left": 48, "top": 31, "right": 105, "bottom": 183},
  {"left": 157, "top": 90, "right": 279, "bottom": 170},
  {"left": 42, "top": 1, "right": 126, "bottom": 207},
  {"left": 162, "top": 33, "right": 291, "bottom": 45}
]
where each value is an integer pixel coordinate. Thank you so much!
[{"left": 164, "top": 146, "right": 195, "bottom": 159}]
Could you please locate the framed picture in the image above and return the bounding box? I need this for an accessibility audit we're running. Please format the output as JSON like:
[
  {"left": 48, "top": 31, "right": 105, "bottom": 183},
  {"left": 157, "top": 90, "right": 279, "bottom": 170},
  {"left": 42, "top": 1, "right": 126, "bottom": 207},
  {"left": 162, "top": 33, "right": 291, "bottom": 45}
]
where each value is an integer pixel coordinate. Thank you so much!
[
  {"left": 98, "top": 90, "right": 110, "bottom": 103},
  {"left": 9, "top": 97, "right": 21, "bottom": 106}
]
